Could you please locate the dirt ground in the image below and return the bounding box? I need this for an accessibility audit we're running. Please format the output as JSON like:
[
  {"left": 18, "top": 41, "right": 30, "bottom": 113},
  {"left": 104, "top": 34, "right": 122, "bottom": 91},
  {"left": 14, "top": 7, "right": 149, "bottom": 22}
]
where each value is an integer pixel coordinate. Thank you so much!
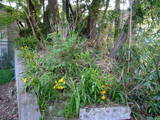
[{"left": 0, "top": 81, "right": 18, "bottom": 120}]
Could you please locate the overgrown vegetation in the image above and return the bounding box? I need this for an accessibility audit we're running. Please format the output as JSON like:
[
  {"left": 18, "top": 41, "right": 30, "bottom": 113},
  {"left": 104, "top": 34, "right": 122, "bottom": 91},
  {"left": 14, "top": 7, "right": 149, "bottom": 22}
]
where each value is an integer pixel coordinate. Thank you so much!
[
  {"left": 17, "top": 31, "right": 160, "bottom": 119},
  {"left": 1, "top": 0, "right": 160, "bottom": 119}
]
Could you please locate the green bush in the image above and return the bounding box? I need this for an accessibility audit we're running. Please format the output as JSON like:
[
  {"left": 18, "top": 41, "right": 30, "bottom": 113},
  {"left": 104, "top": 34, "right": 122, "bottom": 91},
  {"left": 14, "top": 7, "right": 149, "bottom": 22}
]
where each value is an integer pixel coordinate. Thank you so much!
[
  {"left": 15, "top": 36, "right": 38, "bottom": 49},
  {"left": 19, "top": 31, "right": 115, "bottom": 118},
  {"left": 114, "top": 35, "right": 160, "bottom": 118}
]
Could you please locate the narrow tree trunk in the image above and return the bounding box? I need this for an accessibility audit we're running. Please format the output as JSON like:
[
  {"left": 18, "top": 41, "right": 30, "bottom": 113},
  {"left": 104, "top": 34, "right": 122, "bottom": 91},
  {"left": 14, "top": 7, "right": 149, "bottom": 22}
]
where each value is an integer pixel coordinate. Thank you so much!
[
  {"left": 109, "top": 0, "right": 143, "bottom": 59},
  {"left": 63, "top": 0, "right": 74, "bottom": 27},
  {"left": 109, "top": 18, "right": 129, "bottom": 58},
  {"left": 40, "top": 0, "right": 45, "bottom": 22},
  {"left": 114, "top": 0, "right": 120, "bottom": 41},
  {"left": 48, "top": 0, "right": 59, "bottom": 31},
  {"left": 28, "top": 0, "right": 36, "bottom": 26},
  {"left": 44, "top": 5, "right": 51, "bottom": 32},
  {"left": 85, "top": 0, "right": 102, "bottom": 39}
]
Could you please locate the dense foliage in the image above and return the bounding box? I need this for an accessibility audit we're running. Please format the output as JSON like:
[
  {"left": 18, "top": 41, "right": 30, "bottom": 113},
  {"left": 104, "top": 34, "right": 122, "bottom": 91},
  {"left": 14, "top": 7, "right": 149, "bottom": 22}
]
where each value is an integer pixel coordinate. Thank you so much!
[{"left": 1, "top": 0, "right": 160, "bottom": 119}]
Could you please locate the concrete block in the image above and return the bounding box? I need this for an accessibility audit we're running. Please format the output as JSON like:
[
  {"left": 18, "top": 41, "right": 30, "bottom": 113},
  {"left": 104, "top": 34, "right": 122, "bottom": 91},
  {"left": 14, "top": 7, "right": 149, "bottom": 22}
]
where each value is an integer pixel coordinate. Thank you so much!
[{"left": 79, "top": 106, "right": 131, "bottom": 120}]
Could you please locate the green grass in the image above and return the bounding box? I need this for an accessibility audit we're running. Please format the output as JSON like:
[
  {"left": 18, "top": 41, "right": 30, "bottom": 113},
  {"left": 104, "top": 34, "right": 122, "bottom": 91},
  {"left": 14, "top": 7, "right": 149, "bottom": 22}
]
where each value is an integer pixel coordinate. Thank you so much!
[{"left": 0, "top": 69, "right": 14, "bottom": 85}]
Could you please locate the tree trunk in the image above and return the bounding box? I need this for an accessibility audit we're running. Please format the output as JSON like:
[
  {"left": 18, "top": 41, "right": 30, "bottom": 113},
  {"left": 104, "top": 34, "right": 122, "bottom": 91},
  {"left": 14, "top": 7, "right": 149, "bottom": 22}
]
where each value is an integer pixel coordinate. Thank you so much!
[
  {"left": 48, "top": 0, "right": 59, "bottom": 31},
  {"left": 62, "top": 0, "right": 74, "bottom": 27},
  {"left": 85, "top": 0, "right": 102, "bottom": 39},
  {"left": 28, "top": 0, "right": 36, "bottom": 26},
  {"left": 109, "top": 18, "right": 129, "bottom": 58},
  {"left": 44, "top": 5, "right": 51, "bottom": 32},
  {"left": 114, "top": 0, "right": 120, "bottom": 41},
  {"left": 109, "top": 0, "right": 143, "bottom": 59},
  {"left": 40, "top": 0, "right": 45, "bottom": 22}
]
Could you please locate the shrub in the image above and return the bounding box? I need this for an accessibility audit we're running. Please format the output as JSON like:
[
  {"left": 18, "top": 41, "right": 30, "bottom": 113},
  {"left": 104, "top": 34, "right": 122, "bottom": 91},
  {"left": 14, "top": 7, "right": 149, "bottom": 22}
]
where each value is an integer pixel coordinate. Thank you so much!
[
  {"left": 15, "top": 36, "right": 38, "bottom": 49},
  {"left": 114, "top": 37, "right": 160, "bottom": 118}
]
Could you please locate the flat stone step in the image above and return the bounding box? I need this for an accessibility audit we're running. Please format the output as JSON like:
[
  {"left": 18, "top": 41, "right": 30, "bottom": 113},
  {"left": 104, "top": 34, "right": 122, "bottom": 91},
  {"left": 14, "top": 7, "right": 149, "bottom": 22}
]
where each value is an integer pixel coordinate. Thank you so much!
[{"left": 79, "top": 106, "right": 131, "bottom": 120}]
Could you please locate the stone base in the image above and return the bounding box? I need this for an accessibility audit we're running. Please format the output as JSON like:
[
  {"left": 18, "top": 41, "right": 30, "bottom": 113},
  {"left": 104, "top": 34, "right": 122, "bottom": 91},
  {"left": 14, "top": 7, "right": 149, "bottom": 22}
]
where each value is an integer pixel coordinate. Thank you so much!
[{"left": 79, "top": 106, "right": 131, "bottom": 120}]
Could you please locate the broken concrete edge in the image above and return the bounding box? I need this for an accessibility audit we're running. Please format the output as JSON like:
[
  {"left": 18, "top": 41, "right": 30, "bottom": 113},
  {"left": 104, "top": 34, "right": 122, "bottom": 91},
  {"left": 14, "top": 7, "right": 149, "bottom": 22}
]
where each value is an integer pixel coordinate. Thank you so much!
[
  {"left": 79, "top": 106, "right": 131, "bottom": 120},
  {"left": 14, "top": 49, "right": 41, "bottom": 120}
]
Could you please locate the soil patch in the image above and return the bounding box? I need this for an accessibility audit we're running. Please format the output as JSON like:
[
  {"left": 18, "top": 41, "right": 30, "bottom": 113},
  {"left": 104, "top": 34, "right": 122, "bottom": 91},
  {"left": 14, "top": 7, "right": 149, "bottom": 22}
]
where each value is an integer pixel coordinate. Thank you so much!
[{"left": 0, "top": 81, "right": 18, "bottom": 120}]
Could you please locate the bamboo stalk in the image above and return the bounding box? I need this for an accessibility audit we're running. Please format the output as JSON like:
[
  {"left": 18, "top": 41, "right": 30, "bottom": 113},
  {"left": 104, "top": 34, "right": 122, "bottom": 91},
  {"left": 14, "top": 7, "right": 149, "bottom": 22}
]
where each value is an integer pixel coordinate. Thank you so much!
[{"left": 128, "top": 0, "right": 132, "bottom": 72}]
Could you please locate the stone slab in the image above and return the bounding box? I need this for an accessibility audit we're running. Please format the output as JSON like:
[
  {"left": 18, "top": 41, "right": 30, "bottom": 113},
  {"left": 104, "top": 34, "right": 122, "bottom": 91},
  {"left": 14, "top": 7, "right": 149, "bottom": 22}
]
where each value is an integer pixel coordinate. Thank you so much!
[{"left": 79, "top": 106, "right": 131, "bottom": 120}]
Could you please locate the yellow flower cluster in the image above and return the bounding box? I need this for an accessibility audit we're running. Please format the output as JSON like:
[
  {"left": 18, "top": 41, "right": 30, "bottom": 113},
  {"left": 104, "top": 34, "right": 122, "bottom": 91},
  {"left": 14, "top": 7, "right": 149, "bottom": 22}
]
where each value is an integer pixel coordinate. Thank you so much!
[
  {"left": 101, "top": 90, "right": 107, "bottom": 100},
  {"left": 23, "top": 78, "right": 27, "bottom": 84},
  {"left": 101, "top": 90, "right": 106, "bottom": 94},
  {"left": 20, "top": 46, "right": 28, "bottom": 50},
  {"left": 101, "top": 95, "right": 106, "bottom": 100},
  {"left": 101, "top": 84, "right": 110, "bottom": 100},
  {"left": 53, "top": 77, "right": 65, "bottom": 90}
]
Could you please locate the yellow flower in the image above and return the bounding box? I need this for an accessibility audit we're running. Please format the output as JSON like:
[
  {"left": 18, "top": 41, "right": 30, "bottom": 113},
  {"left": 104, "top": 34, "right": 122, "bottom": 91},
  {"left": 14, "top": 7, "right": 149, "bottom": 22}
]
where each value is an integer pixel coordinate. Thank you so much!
[
  {"left": 57, "top": 86, "right": 60, "bottom": 89},
  {"left": 56, "top": 83, "right": 59, "bottom": 86},
  {"left": 57, "top": 86, "right": 64, "bottom": 90},
  {"left": 53, "top": 78, "right": 65, "bottom": 90},
  {"left": 101, "top": 95, "right": 106, "bottom": 100},
  {"left": 101, "top": 90, "right": 106, "bottom": 95},
  {"left": 53, "top": 83, "right": 59, "bottom": 89},
  {"left": 60, "top": 86, "right": 64, "bottom": 90},
  {"left": 23, "top": 78, "right": 27, "bottom": 84},
  {"left": 58, "top": 77, "right": 65, "bottom": 83}
]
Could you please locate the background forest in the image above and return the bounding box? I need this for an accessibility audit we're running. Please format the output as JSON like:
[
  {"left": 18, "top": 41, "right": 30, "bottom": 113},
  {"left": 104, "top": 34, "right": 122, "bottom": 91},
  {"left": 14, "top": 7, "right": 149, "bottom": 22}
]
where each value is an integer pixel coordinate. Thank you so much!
[{"left": 0, "top": 0, "right": 160, "bottom": 119}]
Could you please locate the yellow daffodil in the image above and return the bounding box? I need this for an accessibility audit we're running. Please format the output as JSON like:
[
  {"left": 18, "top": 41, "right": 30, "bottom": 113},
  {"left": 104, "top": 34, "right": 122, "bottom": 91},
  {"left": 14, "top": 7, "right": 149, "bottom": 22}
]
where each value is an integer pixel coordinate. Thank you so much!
[
  {"left": 101, "top": 95, "right": 106, "bottom": 100},
  {"left": 58, "top": 77, "right": 65, "bottom": 83},
  {"left": 58, "top": 86, "right": 64, "bottom": 90},
  {"left": 53, "top": 78, "right": 65, "bottom": 90},
  {"left": 57, "top": 86, "right": 61, "bottom": 89},
  {"left": 53, "top": 83, "right": 58, "bottom": 89},
  {"left": 60, "top": 86, "right": 64, "bottom": 89},
  {"left": 23, "top": 78, "right": 27, "bottom": 84},
  {"left": 101, "top": 90, "right": 106, "bottom": 95}
]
